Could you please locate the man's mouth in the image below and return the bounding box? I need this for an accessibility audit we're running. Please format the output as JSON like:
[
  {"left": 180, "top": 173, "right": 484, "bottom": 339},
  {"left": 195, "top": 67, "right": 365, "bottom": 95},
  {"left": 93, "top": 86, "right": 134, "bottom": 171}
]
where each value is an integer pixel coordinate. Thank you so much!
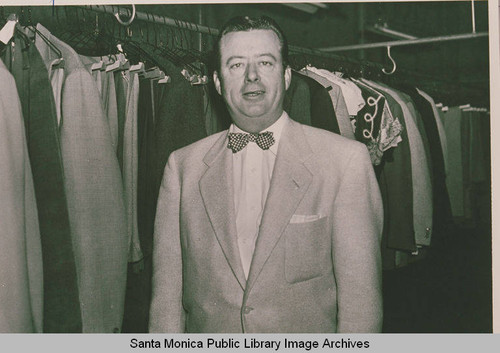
[{"left": 243, "top": 90, "right": 265, "bottom": 98}]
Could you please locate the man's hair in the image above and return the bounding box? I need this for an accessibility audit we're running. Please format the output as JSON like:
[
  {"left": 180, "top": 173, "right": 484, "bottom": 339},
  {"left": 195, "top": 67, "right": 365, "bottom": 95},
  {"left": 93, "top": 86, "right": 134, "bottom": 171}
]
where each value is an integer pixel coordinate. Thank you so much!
[{"left": 214, "top": 15, "right": 289, "bottom": 73}]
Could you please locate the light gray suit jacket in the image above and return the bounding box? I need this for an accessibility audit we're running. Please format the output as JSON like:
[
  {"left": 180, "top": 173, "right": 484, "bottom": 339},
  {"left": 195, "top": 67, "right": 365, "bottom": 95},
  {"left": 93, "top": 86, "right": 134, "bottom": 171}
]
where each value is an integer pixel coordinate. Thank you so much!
[
  {"left": 0, "top": 61, "right": 43, "bottom": 333},
  {"left": 149, "top": 115, "right": 383, "bottom": 333},
  {"left": 36, "top": 24, "right": 128, "bottom": 333}
]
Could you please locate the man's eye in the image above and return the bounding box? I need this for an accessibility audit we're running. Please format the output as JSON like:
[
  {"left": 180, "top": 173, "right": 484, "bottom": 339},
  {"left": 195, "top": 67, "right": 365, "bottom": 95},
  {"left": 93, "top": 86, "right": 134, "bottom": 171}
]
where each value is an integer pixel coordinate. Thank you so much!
[
  {"left": 260, "top": 61, "right": 273, "bottom": 66},
  {"left": 230, "top": 63, "right": 243, "bottom": 69}
]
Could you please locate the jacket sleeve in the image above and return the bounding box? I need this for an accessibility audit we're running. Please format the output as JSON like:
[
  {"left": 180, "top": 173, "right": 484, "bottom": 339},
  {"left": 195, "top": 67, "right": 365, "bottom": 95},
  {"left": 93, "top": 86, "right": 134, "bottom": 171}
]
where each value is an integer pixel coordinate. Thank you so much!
[
  {"left": 331, "top": 143, "right": 383, "bottom": 333},
  {"left": 149, "top": 152, "right": 186, "bottom": 332}
]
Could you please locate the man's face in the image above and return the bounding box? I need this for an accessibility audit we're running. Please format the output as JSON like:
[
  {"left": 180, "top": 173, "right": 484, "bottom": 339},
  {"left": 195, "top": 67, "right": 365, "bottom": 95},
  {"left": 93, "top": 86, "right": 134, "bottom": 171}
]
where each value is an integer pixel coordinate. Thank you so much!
[{"left": 214, "top": 29, "right": 291, "bottom": 133}]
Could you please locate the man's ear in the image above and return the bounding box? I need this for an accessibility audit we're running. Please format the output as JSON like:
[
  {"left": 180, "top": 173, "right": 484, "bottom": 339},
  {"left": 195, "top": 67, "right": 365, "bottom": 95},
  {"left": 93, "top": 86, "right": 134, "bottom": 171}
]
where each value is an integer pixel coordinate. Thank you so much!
[
  {"left": 213, "top": 71, "right": 222, "bottom": 95},
  {"left": 284, "top": 65, "right": 292, "bottom": 91}
]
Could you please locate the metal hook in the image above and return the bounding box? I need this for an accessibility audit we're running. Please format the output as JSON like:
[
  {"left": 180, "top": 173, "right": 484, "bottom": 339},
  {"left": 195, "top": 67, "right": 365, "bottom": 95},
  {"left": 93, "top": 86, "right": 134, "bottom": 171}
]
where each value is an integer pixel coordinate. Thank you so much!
[
  {"left": 382, "top": 46, "right": 396, "bottom": 75},
  {"left": 114, "top": 4, "right": 135, "bottom": 26}
]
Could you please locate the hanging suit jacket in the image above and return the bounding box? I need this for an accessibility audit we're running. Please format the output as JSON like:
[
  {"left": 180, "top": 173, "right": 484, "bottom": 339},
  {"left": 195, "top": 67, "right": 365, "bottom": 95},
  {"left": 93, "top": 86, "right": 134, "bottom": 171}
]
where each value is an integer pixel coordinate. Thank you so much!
[
  {"left": 289, "top": 71, "right": 341, "bottom": 134},
  {"left": 34, "top": 31, "right": 65, "bottom": 127},
  {"left": 130, "top": 43, "right": 210, "bottom": 204},
  {"left": 121, "top": 78, "right": 161, "bottom": 333},
  {"left": 441, "top": 107, "right": 465, "bottom": 218},
  {"left": 364, "top": 80, "right": 432, "bottom": 248},
  {"left": 283, "top": 71, "right": 311, "bottom": 125},
  {"left": 460, "top": 109, "right": 474, "bottom": 221},
  {"left": 299, "top": 68, "right": 355, "bottom": 139},
  {"left": 149, "top": 115, "right": 383, "bottom": 333},
  {"left": 3, "top": 34, "right": 81, "bottom": 332},
  {"left": 467, "top": 110, "right": 488, "bottom": 183},
  {"left": 0, "top": 60, "right": 43, "bottom": 333},
  {"left": 365, "top": 84, "right": 415, "bottom": 269},
  {"left": 416, "top": 88, "right": 449, "bottom": 175},
  {"left": 36, "top": 24, "right": 128, "bottom": 333},
  {"left": 402, "top": 86, "right": 452, "bottom": 233}
]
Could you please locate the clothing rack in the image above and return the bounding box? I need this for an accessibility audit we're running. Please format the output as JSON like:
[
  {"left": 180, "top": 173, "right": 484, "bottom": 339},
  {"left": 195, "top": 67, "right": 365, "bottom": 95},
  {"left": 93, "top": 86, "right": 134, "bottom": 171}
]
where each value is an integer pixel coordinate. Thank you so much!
[
  {"left": 84, "top": 5, "right": 217, "bottom": 36},
  {"left": 80, "top": 4, "right": 354, "bottom": 62},
  {"left": 82, "top": 5, "right": 488, "bottom": 61},
  {"left": 3, "top": 4, "right": 489, "bottom": 107}
]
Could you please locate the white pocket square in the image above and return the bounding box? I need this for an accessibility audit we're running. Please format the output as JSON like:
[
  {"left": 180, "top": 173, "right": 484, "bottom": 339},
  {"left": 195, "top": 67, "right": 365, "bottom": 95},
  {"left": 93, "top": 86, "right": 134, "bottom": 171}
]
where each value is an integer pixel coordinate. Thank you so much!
[{"left": 289, "top": 214, "right": 323, "bottom": 224}]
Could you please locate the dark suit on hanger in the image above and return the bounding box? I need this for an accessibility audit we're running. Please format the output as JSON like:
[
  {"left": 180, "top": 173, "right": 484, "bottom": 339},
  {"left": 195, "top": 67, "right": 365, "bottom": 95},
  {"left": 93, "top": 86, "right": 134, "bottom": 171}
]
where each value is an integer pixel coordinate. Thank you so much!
[
  {"left": 283, "top": 71, "right": 311, "bottom": 125},
  {"left": 2, "top": 34, "right": 82, "bottom": 332},
  {"left": 145, "top": 59, "right": 209, "bottom": 197},
  {"left": 120, "top": 43, "right": 209, "bottom": 332},
  {"left": 122, "top": 78, "right": 161, "bottom": 333},
  {"left": 287, "top": 71, "right": 341, "bottom": 134},
  {"left": 399, "top": 86, "right": 452, "bottom": 234},
  {"left": 298, "top": 69, "right": 355, "bottom": 139},
  {"left": 368, "top": 86, "right": 416, "bottom": 268}
]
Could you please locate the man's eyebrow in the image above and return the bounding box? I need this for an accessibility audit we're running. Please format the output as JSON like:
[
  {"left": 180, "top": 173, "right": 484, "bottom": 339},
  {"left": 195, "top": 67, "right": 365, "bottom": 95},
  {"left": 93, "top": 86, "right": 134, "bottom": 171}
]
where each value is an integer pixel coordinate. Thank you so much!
[
  {"left": 258, "top": 53, "right": 277, "bottom": 60},
  {"left": 225, "top": 53, "right": 278, "bottom": 65},
  {"left": 225, "top": 56, "right": 245, "bottom": 65}
]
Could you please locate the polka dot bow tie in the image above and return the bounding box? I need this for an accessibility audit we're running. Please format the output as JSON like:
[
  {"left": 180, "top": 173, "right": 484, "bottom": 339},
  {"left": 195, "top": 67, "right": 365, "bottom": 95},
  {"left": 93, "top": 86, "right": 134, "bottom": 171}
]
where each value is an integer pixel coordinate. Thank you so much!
[{"left": 227, "top": 131, "right": 275, "bottom": 153}]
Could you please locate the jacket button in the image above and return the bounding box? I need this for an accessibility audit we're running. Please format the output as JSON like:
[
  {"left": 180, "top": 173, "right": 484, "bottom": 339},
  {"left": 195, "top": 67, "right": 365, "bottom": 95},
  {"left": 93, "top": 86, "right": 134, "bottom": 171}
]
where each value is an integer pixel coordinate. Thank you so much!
[
  {"left": 243, "top": 306, "right": 253, "bottom": 315},
  {"left": 425, "top": 227, "right": 431, "bottom": 238},
  {"left": 113, "top": 327, "right": 120, "bottom": 333}
]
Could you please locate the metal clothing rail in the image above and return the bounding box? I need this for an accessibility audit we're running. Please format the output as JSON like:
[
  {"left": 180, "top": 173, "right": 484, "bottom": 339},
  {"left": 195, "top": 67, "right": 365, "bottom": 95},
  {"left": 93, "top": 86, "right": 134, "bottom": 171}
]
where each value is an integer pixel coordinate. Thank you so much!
[
  {"left": 82, "top": 4, "right": 219, "bottom": 36},
  {"left": 70, "top": 4, "right": 488, "bottom": 105},
  {"left": 82, "top": 4, "right": 488, "bottom": 58},
  {"left": 80, "top": 4, "right": 345, "bottom": 60},
  {"left": 317, "top": 32, "right": 488, "bottom": 53}
]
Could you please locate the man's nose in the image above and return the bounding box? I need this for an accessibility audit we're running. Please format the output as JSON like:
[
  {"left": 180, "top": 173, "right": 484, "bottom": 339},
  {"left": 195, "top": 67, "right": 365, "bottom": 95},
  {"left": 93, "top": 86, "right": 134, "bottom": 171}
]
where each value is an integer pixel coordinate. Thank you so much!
[{"left": 245, "top": 62, "right": 260, "bottom": 82}]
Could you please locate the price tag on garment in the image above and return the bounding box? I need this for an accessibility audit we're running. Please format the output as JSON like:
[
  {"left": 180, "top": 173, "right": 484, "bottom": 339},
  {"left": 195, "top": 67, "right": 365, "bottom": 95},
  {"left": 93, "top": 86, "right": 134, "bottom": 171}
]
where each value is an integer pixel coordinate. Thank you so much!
[{"left": 0, "top": 20, "right": 17, "bottom": 44}]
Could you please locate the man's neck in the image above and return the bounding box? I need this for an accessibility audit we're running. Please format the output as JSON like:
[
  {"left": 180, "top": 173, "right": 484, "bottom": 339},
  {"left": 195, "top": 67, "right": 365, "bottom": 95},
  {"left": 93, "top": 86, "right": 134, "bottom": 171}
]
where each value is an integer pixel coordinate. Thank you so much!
[{"left": 231, "top": 111, "right": 284, "bottom": 133}]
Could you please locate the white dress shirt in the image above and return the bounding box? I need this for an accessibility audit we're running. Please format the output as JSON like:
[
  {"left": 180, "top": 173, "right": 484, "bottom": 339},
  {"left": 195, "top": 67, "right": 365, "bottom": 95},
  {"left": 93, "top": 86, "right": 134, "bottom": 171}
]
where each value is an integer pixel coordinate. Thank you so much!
[{"left": 230, "top": 111, "right": 287, "bottom": 278}]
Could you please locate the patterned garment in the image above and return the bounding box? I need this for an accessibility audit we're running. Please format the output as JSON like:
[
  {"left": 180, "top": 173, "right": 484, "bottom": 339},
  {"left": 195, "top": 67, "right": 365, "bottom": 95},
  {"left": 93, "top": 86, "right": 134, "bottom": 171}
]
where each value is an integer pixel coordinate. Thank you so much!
[{"left": 351, "top": 79, "right": 403, "bottom": 165}]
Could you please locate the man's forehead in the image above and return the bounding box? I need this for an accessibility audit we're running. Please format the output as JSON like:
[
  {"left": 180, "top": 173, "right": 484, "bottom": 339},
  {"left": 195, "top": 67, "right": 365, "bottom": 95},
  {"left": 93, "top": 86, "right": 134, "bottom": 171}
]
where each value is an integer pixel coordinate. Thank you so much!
[{"left": 219, "top": 29, "right": 281, "bottom": 51}]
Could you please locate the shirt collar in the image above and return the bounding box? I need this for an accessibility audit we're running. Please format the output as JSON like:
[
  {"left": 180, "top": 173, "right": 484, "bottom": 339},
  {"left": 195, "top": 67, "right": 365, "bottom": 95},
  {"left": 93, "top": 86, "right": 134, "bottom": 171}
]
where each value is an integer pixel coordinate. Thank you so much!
[{"left": 229, "top": 111, "right": 288, "bottom": 155}]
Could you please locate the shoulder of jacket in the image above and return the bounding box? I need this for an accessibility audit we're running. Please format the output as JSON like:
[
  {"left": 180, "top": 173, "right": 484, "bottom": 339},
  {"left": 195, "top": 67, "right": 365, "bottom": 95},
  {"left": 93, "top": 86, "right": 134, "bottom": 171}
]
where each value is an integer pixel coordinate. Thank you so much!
[
  {"left": 300, "top": 123, "right": 361, "bottom": 146},
  {"left": 171, "top": 130, "right": 227, "bottom": 159},
  {"left": 298, "top": 123, "right": 368, "bottom": 164}
]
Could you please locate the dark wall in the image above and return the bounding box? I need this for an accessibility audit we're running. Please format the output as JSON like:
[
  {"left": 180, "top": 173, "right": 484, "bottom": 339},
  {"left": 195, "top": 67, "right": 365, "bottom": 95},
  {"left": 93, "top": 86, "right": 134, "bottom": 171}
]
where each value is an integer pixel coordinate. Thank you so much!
[{"left": 141, "top": 1, "right": 489, "bottom": 106}]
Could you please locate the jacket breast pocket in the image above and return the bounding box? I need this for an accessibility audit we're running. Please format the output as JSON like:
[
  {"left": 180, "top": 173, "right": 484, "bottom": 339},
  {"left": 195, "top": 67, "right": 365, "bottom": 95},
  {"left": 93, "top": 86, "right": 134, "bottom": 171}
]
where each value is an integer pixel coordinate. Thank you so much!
[{"left": 284, "top": 216, "right": 329, "bottom": 284}]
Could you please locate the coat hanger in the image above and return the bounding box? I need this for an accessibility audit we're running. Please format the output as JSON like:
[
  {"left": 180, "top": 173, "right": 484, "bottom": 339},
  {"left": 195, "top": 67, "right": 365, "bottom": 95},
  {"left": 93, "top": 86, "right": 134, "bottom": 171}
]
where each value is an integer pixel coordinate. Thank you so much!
[
  {"left": 63, "top": 7, "right": 94, "bottom": 51},
  {"left": 137, "top": 66, "right": 170, "bottom": 84},
  {"left": 24, "top": 18, "right": 65, "bottom": 69},
  {"left": 130, "top": 61, "right": 145, "bottom": 74},
  {"left": 123, "top": 41, "right": 160, "bottom": 69},
  {"left": 104, "top": 42, "right": 130, "bottom": 72}
]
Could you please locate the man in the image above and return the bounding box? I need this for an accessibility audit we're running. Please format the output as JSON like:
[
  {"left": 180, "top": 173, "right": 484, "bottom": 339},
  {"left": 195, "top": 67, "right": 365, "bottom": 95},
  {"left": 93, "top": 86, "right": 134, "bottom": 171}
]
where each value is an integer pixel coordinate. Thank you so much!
[{"left": 149, "top": 16, "right": 383, "bottom": 333}]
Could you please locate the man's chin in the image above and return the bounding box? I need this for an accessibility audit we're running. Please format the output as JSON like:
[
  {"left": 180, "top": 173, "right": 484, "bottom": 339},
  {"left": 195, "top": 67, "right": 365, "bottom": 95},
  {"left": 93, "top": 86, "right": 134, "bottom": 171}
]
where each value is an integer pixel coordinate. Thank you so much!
[{"left": 236, "top": 111, "right": 269, "bottom": 121}]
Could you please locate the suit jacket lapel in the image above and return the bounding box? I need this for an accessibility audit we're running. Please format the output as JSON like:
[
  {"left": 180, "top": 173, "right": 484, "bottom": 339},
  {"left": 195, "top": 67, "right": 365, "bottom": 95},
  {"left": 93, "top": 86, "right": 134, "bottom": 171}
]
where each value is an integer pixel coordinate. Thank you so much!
[
  {"left": 245, "top": 118, "right": 314, "bottom": 293},
  {"left": 199, "top": 133, "right": 247, "bottom": 290}
]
